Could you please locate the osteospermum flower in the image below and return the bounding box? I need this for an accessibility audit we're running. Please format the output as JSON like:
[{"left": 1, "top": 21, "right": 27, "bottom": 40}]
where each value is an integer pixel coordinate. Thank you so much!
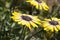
[
  {"left": 11, "top": 11, "right": 41, "bottom": 30},
  {"left": 41, "top": 18, "right": 60, "bottom": 32},
  {"left": 26, "top": 0, "right": 49, "bottom": 11}
]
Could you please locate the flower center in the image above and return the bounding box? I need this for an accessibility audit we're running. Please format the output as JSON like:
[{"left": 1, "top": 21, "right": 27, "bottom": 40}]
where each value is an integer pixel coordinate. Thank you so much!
[
  {"left": 49, "top": 20, "right": 59, "bottom": 25},
  {"left": 35, "top": 0, "right": 42, "bottom": 3},
  {"left": 21, "top": 15, "right": 32, "bottom": 21}
]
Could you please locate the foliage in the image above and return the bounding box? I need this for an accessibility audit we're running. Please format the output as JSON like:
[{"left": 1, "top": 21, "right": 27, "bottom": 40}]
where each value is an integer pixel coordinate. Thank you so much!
[{"left": 0, "top": 0, "right": 60, "bottom": 40}]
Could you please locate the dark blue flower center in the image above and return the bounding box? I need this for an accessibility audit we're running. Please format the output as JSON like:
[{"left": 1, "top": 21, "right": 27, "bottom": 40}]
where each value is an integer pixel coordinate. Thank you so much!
[
  {"left": 35, "top": 0, "right": 42, "bottom": 3},
  {"left": 21, "top": 15, "right": 32, "bottom": 21},
  {"left": 49, "top": 20, "right": 59, "bottom": 25}
]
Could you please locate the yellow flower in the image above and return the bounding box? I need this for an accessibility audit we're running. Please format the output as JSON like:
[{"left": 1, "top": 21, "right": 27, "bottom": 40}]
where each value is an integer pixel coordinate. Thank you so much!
[
  {"left": 26, "top": 0, "right": 49, "bottom": 11},
  {"left": 11, "top": 11, "right": 41, "bottom": 30},
  {"left": 41, "top": 18, "right": 60, "bottom": 32}
]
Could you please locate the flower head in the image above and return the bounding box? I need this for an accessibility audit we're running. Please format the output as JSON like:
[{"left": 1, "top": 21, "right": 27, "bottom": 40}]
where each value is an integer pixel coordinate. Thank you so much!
[
  {"left": 41, "top": 18, "right": 60, "bottom": 32},
  {"left": 26, "top": 0, "right": 49, "bottom": 11},
  {"left": 11, "top": 11, "right": 41, "bottom": 30}
]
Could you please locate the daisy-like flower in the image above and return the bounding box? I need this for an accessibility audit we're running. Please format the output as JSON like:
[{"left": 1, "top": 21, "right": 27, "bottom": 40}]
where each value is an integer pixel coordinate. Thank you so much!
[
  {"left": 26, "top": 0, "right": 49, "bottom": 11},
  {"left": 11, "top": 11, "right": 41, "bottom": 30},
  {"left": 41, "top": 18, "right": 60, "bottom": 32}
]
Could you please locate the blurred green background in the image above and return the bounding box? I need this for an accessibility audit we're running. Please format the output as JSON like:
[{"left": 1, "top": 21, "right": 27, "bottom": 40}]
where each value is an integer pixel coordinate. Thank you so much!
[{"left": 0, "top": 0, "right": 60, "bottom": 40}]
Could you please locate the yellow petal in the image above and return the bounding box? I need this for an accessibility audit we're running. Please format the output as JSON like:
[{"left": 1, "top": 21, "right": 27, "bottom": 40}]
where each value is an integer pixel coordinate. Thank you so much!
[
  {"left": 31, "top": 1, "right": 38, "bottom": 6},
  {"left": 33, "top": 16, "right": 38, "bottom": 18},
  {"left": 26, "top": 0, "right": 34, "bottom": 1},
  {"left": 42, "top": 22, "right": 49, "bottom": 27},
  {"left": 56, "top": 25, "right": 60, "bottom": 30},
  {"left": 35, "top": 19, "right": 41, "bottom": 22},
  {"left": 35, "top": 4, "right": 42, "bottom": 10},
  {"left": 44, "top": 27, "right": 48, "bottom": 30},
  {"left": 41, "top": 2, "right": 49, "bottom": 10},
  {"left": 25, "top": 22, "right": 31, "bottom": 30},
  {"left": 39, "top": 4, "right": 42, "bottom": 10},
  {"left": 21, "top": 20, "right": 27, "bottom": 25},
  {"left": 18, "top": 21, "right": 22, "bottom": 24},
  {"left": 54, "top": 27, "right": 58, "bottom": 32},
  {"left": 45, "top": 19, "right": 51, "bottom": 21},
  {"left": 18, "top": 20, "right": 25, "bottom": 25},
  {"left": 14, "top": 19, "right": 21, "bottom": 22},
  {"left": 12, "top": 12, "right": 18, "bottom": 15},
  {"left": 52, "top": 18, "right": 58, "bottom": 21},
  {"left": 46, "top": 25, "right": 54, "bottom": 32},
  {"left": 30, "top": 21, "right": 38, "bottom": 28},
  {"left": 33, "top": 20, "right": 41, "bottom": 25}
]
